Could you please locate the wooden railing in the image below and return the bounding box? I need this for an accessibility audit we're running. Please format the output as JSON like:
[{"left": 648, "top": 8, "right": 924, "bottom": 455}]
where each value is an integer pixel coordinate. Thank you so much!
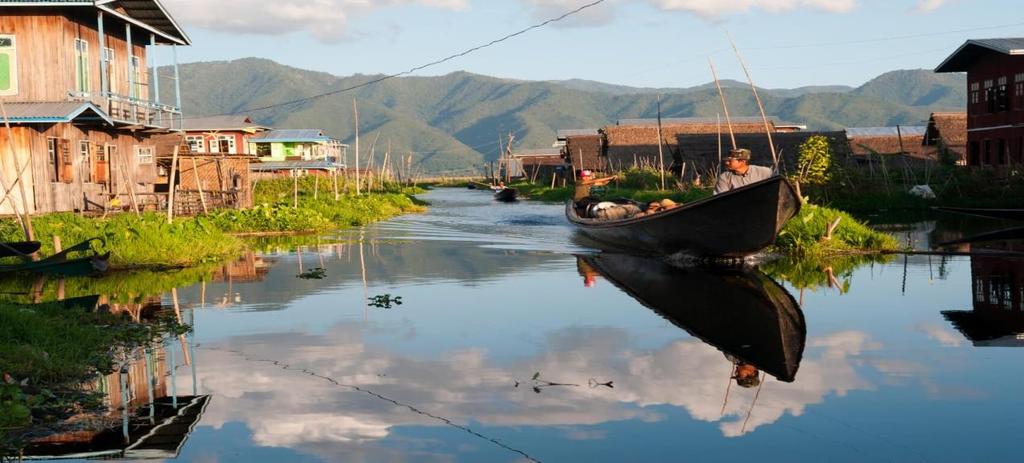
[{"left": 67, "top": 91, "right": 182, "bottom": 129}]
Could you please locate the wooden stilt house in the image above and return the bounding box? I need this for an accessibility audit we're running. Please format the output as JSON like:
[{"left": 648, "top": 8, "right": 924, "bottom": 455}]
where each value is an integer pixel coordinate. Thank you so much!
[{"left": 0, "top": 1, "right": 190, "bottom": 215}]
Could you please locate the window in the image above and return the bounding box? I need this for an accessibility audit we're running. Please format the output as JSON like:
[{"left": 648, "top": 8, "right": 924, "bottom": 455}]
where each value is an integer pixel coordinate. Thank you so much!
[
  {"left": 256, "top": 143, "right": 271, "bottom": 157},
  {"left": 135, "top": 145, "right": 154, "bottom": 164},
  {"left": 129, "top": 55, "right": 143, "bottom": 99},
  {"left": 0, "top": 35, "right": 17, "bottom": 96},
  {"left": 997, "top": 85, "right": 1010, "bottom": 111},
  {"left": 103, "top": 47, "right": 115, "bottom": 94},
  {"left": 185, "top": 135, "right": 205, "bottom": 153},
  {"left": 74, "top": 39, "right": 89, "bottom": 93},
  {"left": 79, "top": 141, "right": 92, "bottom": 182},
  {"left": 47, "top": 137, "right": 58, "bottom": 179},
  {"left": 217, "top": 135, "right": 236, "bottom": 154},
  {"left": 986, "top": 88, "right": 997, "bottom": 113}
]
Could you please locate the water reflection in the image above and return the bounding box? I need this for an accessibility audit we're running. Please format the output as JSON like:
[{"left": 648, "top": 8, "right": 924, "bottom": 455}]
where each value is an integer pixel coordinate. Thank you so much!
[
  {"left": 943, "top": 254, "right": 1024, "bottom": 346},
  {"left": 577, "top": 254, "right": 806, "bottom": 383}
]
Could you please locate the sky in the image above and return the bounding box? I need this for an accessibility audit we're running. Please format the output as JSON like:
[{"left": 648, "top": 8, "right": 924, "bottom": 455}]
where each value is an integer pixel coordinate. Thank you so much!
[{"left": 157, "top": 0, "right": 1024, "bottom": 89}]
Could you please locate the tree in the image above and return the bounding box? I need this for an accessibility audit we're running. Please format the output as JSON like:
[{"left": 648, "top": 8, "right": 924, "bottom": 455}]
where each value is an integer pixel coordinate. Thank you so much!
[{"left": 796, "top": 135, "right": 833, "bottom": 185}]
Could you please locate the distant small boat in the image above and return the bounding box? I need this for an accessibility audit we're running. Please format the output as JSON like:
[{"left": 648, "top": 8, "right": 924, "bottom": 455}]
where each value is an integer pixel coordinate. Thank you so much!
[
  {"left": 0, "top": 241, "right": 41, "bottom": 258},
  {"left": 0, "top": 237, "right": 109, "bottom": 276},
  {"left": 567, "top": 176, "right": 800, "bottom": 257},
  {"left": 934, "top": 206, "right": 1024, "bottom": 222},
  {"left": 494, "top": 188, "right": 518, "bottom": 202}
]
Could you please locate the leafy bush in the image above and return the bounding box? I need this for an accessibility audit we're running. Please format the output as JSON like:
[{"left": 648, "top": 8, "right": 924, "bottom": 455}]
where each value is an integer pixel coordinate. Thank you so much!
[{"left": 796, "top": 135, "right": 833, "bottom": 185}]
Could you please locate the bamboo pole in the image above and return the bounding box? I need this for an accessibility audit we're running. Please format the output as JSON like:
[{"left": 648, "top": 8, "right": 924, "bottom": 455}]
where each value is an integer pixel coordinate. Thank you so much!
[
  {"left": 717, "top": 113, "right": 723, "bottom": 176},
  {"left": 728, "top": 32, "right": 778, "bottom": 171},
  {"left": 313, "top": 174, "right": 319, "bottom": 200},
  {"left": 191, "top": 157, "right": 208, "bottom": 214},
  {"left": 708, "top": 58, "right": 736, "bottom": 150},
  {"left": 292, "top": 171, "right": 298, "bottom": 208},
  {"left": 505, "top": 133, "right": 514, "bottom": 184},
  {"left": 353, "top": 99, "right": 361, "bottom": 196},
  {"left": 0, "top": 100, "right": 34, "bottom": 241},
  {"left": 117, "top": 151, "right": 140, "bottom": 215},
  {"left": 656, "top": 95, "right": 666, "bottom": 190},
  {"left": 365, "top": 132, "right": 380, "bottom": 192},
  {"left": 333, "top": 167, "right": 339, "bottom": 201},
  {"left": 166, "top": 145, "right": 179, "bottom": 223}
]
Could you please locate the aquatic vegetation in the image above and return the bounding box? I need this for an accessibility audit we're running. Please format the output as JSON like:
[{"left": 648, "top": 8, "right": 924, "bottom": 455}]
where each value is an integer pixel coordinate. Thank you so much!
[
  {"left": 297, "top": 267, "right": 327, "bottom": 279},
  {"left": 0, "top": 299, "right": 188, "bottom": 450},
  {"left": 773, "top": 203, "right": 901, "bottom": 257},
  {"left": 368, "top": 294, "right": 402, "bottom": 309}
]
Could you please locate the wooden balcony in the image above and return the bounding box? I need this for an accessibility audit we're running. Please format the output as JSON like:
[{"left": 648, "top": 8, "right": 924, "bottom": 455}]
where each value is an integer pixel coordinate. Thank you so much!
[{"left": 67, "top": 91, "right": 182, "bottom": 130}]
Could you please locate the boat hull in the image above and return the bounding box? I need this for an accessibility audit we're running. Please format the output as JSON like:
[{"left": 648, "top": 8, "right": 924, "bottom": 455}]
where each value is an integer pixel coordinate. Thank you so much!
[
  {"left": 567, "top": 176, "right": 800, "bottom": 257},
  {"left": 494, "top": 188, "right": 518, "bottom": 202}
]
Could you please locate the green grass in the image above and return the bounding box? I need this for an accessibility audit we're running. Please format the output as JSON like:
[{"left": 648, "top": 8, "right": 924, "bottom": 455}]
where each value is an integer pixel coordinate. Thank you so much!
[
  {"left": 0, "top": 213, "right": 244, "bottom": 269},
  {"left": 774, "top": 203, "right": 901, "bottom": 257}
]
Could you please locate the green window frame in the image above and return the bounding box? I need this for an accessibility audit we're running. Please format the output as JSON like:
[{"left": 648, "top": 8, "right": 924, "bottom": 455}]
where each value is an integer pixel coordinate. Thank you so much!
[
  {"left": 74, "top": 38, "right": 90, "bottom": 93},
  {"left": 0, "top": 35, "right": 17, "bottom": 96}
]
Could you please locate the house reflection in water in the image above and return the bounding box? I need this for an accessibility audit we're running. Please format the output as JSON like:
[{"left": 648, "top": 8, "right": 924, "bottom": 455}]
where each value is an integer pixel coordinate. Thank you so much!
[
  {"left": 943, "top": 254, "right": 1024, "bottom": 347},
  {"left": 211, "top": 252, "right": 273, "bottom": 284},
  {"left": 22, "top": 323, "right": 208, "bottom": 459}
]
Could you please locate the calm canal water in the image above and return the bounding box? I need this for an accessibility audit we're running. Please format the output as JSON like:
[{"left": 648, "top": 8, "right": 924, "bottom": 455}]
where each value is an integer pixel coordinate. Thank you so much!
[{"left": 35, "top": 189, "right": 1024, "bottom": 462}]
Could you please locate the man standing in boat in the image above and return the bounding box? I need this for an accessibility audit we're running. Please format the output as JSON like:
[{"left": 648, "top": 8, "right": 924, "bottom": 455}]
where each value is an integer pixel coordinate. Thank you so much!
[{"left": 714, "top": 148, "right": 773, "bottom": 195}]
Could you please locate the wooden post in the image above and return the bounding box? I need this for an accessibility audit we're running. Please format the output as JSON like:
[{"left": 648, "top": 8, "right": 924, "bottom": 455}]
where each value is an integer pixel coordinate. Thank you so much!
[
  {"left": 292, "top": 171, "right": 298, "bottom": 208},
  {"left": 313, "top": 174, "right": 319, "bottom": 200},
  {"left": 708, "top": 58, "right": 736, "bottom": 150},
  {"left": 52, "top": 235, "right": 62, "bottom": 253},
  {"left": 117, "top": 151, "right": 140, "bottom": 215},
  {"left": 192, "top": 157, "right": 208, "bottom": 214},
  {"left": 353, "top": 99, "right": 361, "bottom": 196},
  {"left": 717, "top": 113, "right": 723, "bottom": 176},
  {"left": 0, "top": 100, "right": 34, "bottom": 241},
  {"left": 656, "top": 95, "right": 666, "bottom": 190},
  {"left": 728, "top": 32, "right": 778, "bottom": 171},
  {"left": 166, "top": 145, "right": 179, "bottom": 223},
  {"left": 551, "top": 171, "right": 557, "bottom": 189},
  {"left": 333, "top": 167, "right": 339, "bottom": 201}
]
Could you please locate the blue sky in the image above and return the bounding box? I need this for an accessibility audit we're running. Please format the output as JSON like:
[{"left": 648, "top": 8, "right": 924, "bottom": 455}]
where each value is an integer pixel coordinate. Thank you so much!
[{"left": 160, "top": 0, "right": 1022, "bottom": 89}]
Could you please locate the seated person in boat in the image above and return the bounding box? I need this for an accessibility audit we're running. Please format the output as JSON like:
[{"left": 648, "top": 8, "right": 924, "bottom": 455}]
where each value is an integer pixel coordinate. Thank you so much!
[
  {"left": 714, "top": 148, "right": 773, "bottom": 195},
  {"left": 728, "top": 356, "right": 761, "bottom": 388},
  {"left": 491, "top": 181, "right": 507, "bottom": 191}
]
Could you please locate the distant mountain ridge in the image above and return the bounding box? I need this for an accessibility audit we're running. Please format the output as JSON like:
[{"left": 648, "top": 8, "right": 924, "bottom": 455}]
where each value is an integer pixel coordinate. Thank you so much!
[{"left": 164, "top": 58, "right": 965, "bottom": 173}]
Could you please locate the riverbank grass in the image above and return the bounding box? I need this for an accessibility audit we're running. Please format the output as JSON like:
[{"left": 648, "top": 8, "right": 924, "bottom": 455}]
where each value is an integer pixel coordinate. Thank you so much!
[{"left": 775, "top": 203, "right": 901, "bottom": 257}]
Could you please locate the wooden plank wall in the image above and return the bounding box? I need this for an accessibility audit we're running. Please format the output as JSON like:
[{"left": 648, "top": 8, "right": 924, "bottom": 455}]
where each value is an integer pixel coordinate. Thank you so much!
[
  {"left": 0, "top": 10, "right": 148, "bottom": 103},
  {"left": 0, "top": 122, "right": 158, "bottom": 214}
]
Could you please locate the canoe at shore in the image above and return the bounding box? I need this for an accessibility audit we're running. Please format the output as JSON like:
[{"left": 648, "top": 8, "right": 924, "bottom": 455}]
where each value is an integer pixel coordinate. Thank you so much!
[
  {"left": 0, "top": 241, "right": 41, "bottom": 258},
  {"left": 567, "top": 176, "right": 801, "bottom": 257}
]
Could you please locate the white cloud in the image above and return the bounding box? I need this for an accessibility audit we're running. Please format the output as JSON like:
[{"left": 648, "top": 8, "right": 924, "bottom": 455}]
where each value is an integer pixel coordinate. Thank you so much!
[
  {"left": 648, "top": 0, "right": 858, "bottom": 17},
  {"left": 179, "top": 326, "right": 886, "bottom": 460},
  {"left": 913, "top": 0, "right": 947, "bottom": 12},
  {"left": 167, "top": 0, "right": 469, "bottom": 43}
]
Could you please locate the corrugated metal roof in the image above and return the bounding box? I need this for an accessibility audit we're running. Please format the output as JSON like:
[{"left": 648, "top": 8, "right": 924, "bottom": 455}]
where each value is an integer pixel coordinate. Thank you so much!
[
  {"left": 512, "top": 148, "right": 562, "bottom": 157},
  {"left": 616, "top": 116, "right": 780, "bottom": 126},
  {"left": 251, "top": 129, "right": 331, "bottom": 143},
  {"left": 3, "top": 1, "right": 190, "bottom": 45},
  {"left": 846, "top": 126, "right": 926, "bottom": 138},
  {"left": 0, "top": 101, "right": 113, "bottom": 125},
  {"left": 557, "top": 128, "right": 599, "bottom": 139},
  {"left": 936, "top": 38, "right": 1024, "bottom": 73},
  {"left": 250, "top": 161, "right": 342, "bottom": 171},
  {"left": 182, "top": 115, "right": 270, "bottom": 132}
]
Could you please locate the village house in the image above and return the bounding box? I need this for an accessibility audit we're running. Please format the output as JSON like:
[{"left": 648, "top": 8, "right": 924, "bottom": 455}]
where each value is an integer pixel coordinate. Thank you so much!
[
  {"left": 845, "top": 126, "right": 933, "bottom": 162},
  {"left": 509, "top": 147, "right": 565, "bottom": 182},
  {"left": 0, "top": 0, "right": 189, "bottom": 215},
  {"left": 936, "top": 38, "right": 1024, "bottom": 166},
  {"left": 248, "top": 129, "right": 347, "bottom": 178},
  {"left": 923, "top": 112, "right": 968, "bottom": 165},
  {"left": 151, "top": 115, "right": 271, "bottom": 212},
  {"left": 559, "top": 116, "right": 835, "bottom": 180}
]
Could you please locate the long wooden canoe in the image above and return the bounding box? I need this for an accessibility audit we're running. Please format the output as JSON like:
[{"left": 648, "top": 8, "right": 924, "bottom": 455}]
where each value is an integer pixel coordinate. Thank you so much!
[
  {"left": 494, "top": 188, "right": 519, "bottom": 202},
  {"left": 0, "top": 241, "right": 41, "bottom": 258},
  {"left": 567, "top": 176, "right": 800, "bottom": 257},
  {"left": 581, "top": 253, "right": 806, "bottom": 382},
  {"left": 934, "top": 206, "right": 1024, "bottom": 222},
  {"left": 0, "top": 238, "right": 109, "bottom": 276}
]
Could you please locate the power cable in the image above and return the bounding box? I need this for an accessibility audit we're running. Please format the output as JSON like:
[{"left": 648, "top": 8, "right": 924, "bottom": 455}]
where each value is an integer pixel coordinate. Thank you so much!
[{"left": 199, "top": 0, "right": 607, "bottom": 118}]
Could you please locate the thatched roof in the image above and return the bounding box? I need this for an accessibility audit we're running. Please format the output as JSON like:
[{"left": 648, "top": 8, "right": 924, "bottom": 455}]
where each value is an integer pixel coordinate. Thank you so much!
[
  {"left": 564, "top": 134, "right": 606, "bottom": 171},
  {"left": 924, "top": 112, "right": 967, "bottom": 157}
]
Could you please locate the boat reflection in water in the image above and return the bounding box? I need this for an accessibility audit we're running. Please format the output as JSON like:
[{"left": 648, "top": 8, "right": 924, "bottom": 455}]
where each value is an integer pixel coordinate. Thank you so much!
[{"left": 578, "top": 253, "right": 806, "bottom": 383}]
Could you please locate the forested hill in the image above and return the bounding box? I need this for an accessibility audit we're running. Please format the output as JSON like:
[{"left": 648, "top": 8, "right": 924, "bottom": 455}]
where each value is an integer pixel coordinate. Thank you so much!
[{"left": 165, "top": 59, "right": 964, "bottom": 173}]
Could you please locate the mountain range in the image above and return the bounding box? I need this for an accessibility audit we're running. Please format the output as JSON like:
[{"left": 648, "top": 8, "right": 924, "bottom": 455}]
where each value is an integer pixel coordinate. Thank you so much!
[{"left": 164, "top": 58, "right": 965, "bottom": 173}]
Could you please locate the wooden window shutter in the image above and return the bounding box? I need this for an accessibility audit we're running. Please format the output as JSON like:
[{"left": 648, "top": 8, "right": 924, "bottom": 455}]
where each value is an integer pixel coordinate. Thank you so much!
[
  {"left": 59, "top": 138, "right": 73, "bottom": 183},
  {"left": 93, "top": 143, "right": 108, "bottom": 184}
]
